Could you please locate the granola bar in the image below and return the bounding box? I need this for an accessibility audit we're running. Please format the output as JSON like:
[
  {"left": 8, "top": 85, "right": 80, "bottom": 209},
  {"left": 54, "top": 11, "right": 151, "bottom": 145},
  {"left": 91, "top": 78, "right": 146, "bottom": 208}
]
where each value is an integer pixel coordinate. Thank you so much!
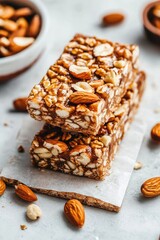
[
  {"left": 27, "top": 34, "right": 140, "bottom": 135},
  {"left": 30, "top": 71, "right": 145, "bottom": 180}
]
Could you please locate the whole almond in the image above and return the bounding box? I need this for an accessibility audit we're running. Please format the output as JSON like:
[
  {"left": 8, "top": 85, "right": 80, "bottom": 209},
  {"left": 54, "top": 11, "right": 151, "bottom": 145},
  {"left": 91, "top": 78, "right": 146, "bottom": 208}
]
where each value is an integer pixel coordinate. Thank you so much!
[
  {"left": 0, "top": 5, "right": 15, "bottom": 19},
  {"left": 16, "top": 18, "right": 28, "bottom": 29},
  {"left": 64, "top": 199, "right": 85, "bottom": 228},
  {"left": 0, "top": 37, "right": 10, "bottom": 47},
  {"left": 10, "top": 37, "right": 34, "bottom": 52},
  {"left": 153, "top": 18, "right": 160, "bottom": 29},
  {"left": 0, "top": 179, "right": 6, "bottom": 196},
  {"left": 0, "top": 46, "right": 12, "bottom": 57},
  {"left": 69, "top": 92, "right": 99, "bottom": 104},
  {"left": 28, "top": 15, "right": 41, "bottom": 38},
  {"left": 0, "top": 29, "right": 9, "bottom": 37},
  {"left": 152, "top": 6, "right": 160, "bottom": 18},
  {"left": 13, "top": 97, "right": 27, "bottom": 112},
  {"left": 3, "top": 19, "right": 17, "bottom": 32},
  {"left": 14, "top": 8, "right": 33, "bottom": 18},
  {"left": 151, "top": 123, "right": 160, "bottom": 142},
  {"left": 10, "top": 27, "right": 27, "bottom": 38},
  {"left": 141, "top": 177, "right": 160, "bottom": 198},
  {"left": 15, "top": 184, "right": 37, "bottom": 202},
  {"left": 102, "top": 13, "right": 125, "bottom": 26}
]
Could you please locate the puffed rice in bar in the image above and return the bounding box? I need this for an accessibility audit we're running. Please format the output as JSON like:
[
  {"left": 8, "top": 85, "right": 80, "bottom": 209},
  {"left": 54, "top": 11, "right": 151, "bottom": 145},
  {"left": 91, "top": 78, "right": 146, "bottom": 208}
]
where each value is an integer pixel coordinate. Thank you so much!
[
  {"left": 30, "top": 71, "right": 145, "bottom": 180},
  {"left": 27, "top": 34, "right": 141, "bottom": 135}
]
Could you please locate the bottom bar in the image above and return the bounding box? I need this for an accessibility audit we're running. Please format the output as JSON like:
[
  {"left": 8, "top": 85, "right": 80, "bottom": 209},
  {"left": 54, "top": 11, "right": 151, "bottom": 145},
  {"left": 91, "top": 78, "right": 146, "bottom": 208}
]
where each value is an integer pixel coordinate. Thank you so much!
[{"left": 30, "top": 71, "right": 145, "bottom": 180}]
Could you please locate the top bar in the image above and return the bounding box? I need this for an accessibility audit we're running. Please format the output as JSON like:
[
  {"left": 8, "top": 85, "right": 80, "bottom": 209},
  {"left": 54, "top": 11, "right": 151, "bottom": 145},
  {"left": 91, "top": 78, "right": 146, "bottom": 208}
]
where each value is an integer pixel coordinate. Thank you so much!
[{"left": 27, "top": 34, "right": 140, "bottom": 135}]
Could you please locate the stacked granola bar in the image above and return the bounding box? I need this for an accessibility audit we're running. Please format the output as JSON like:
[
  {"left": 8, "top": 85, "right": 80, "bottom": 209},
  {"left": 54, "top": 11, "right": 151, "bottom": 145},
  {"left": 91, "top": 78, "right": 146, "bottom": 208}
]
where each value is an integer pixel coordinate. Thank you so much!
[{"left": 27, "top": 34, "right": 146, "bottom": 180}]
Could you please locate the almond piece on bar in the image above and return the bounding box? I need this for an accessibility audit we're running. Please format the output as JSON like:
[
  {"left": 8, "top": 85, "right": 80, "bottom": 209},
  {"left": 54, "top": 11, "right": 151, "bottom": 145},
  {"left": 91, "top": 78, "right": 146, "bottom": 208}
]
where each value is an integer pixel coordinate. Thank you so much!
[
  {"left": 102, "top": 13, "right": 125, "bottom": 26},
  {"left": 69, "top": 92, "right": 99, "bottom": 104}
]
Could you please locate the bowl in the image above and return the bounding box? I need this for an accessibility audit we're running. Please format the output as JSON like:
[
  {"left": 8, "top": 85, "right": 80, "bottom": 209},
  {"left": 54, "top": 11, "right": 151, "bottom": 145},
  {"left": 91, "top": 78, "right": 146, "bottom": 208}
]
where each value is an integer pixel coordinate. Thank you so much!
[
  {"left": 143, "top": 1, "right": 160, "bottom": 44},
  {"left": 0, "top": 0, "right": 49, "bottom": 82}
]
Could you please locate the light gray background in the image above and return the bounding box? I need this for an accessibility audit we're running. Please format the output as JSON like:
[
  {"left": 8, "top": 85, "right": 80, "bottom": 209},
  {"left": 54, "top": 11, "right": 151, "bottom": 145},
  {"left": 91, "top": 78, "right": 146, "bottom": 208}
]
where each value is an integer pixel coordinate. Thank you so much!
[{"left": 0, "top": 0, "right": 160, "bottom": 239}]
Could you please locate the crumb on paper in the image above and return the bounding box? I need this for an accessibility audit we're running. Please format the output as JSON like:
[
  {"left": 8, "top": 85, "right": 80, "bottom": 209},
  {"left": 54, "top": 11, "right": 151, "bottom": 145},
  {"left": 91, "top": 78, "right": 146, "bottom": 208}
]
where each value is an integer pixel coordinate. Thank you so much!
[
  {"left": 20, "top": 225, "right": 27, "bottom": 230},
  {"left": 3, "top": 123, "right": 8, "bottom": 127},
  {"left": 2, "top": 206, "right": 5, "bottom": 208},
  {"left": 134, "top": 161, "right": 143, "bottom": 170},
  {"left": 18, "top": 145, "right": 25, "bottom": 153}
]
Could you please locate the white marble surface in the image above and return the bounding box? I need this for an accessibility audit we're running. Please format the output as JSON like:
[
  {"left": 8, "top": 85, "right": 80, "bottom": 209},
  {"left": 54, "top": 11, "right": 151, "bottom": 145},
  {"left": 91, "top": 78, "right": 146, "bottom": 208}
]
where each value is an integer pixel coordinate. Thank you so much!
[{"left": 0, "top": 0, "right": 160, "bottom": 239}]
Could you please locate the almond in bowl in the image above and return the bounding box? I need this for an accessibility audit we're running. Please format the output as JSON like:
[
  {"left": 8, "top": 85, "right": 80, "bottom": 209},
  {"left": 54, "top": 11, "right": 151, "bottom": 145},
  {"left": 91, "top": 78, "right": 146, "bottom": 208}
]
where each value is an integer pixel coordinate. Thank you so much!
[{"left": 0, "top": 0, "right": 49, "bottom": 82}]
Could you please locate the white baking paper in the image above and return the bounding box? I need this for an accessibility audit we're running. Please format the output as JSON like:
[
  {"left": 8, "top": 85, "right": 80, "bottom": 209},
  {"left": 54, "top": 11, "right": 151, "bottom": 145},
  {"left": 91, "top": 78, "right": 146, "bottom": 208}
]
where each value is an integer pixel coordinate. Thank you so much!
[{"left": 0, "top": 112, "right": 146, "bottom": 211}]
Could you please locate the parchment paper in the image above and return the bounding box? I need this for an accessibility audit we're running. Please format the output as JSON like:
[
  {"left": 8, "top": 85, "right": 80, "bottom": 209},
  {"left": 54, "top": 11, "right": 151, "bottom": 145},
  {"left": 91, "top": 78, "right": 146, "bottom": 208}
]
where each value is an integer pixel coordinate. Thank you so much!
[{"left": 1, "top": 112, "right": 146, "bottom": 212}]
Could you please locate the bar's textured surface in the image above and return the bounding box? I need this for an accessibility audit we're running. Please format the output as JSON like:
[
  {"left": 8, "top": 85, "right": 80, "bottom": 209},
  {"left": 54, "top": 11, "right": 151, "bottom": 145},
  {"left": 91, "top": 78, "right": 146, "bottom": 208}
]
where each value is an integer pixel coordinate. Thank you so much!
[
  {"left": 30, "top": 71, "right": 145, "bottom": 180},
  {"left": 27, "top": 34, "right": 140, "bottom": 135}
]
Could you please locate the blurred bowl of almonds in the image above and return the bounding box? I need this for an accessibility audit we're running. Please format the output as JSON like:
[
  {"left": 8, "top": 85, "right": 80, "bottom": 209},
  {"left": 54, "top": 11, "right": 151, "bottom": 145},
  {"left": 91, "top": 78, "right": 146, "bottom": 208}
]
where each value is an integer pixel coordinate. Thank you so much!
[
  {"left": 143, "top": 0, "right": 160, "bottom": 44},
  {"left": 0, "top": 0, "right": 49, "bottom": 82}
]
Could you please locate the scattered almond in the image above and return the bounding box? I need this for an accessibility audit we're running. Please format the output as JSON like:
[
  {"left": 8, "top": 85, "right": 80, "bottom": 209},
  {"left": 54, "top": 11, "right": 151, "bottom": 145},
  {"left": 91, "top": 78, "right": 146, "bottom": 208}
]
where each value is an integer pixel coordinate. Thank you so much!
[
  {"left": 102, "top": 13, "right": 125, "bottom": 26},
  {"left": 0, "top": 179, "right": 6, "bottom": 196},
  {"left": 28, "top": 14, "right": 41, "bottom": 38},
  {"left": 141, "top": 177, "right": 160, "bottom": 198},
  {"left": 64, "top": 199, "right": 85, "bottom": 228},
  {"left": 134, "top": 161, "right": 143, "bottom": 170},
  {"left": 26, "top": 204, "right": 42, "bottom": 220},
  {"left": 151, "top": 123, "right": 160, "bottom": 142},
  {"left": 13, "top": 97, "right": 27, "bottom": 112},
  {"left": 15, "top": 184, "right": 37, "bottom": 202},
  {"left": 18, "top": 145, "right": 25, "bottom": 153},
  {"left": 20, "top": 224, "right": 27, "bottom": 230},
  {"left": 69, "top": 91, "right": 99, "bottom": 104}
]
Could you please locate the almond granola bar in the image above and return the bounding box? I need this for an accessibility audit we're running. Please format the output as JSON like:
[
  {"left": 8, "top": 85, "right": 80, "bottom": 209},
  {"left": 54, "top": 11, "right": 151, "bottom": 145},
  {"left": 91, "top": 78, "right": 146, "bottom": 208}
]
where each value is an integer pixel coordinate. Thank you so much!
[
  {"left": 27, "top": 34, "right": 140, "bottom": 135},
  {"left": 30, "top": 71, "right": 145, "bottom": 180}
]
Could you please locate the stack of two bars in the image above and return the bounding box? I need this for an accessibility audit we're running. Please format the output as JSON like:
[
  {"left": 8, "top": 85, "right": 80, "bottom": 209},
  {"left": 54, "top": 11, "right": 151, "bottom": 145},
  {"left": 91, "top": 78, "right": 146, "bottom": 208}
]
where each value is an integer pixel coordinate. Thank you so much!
[{"left": 27, "top": 34, "right": 146, "bottom": 180}]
